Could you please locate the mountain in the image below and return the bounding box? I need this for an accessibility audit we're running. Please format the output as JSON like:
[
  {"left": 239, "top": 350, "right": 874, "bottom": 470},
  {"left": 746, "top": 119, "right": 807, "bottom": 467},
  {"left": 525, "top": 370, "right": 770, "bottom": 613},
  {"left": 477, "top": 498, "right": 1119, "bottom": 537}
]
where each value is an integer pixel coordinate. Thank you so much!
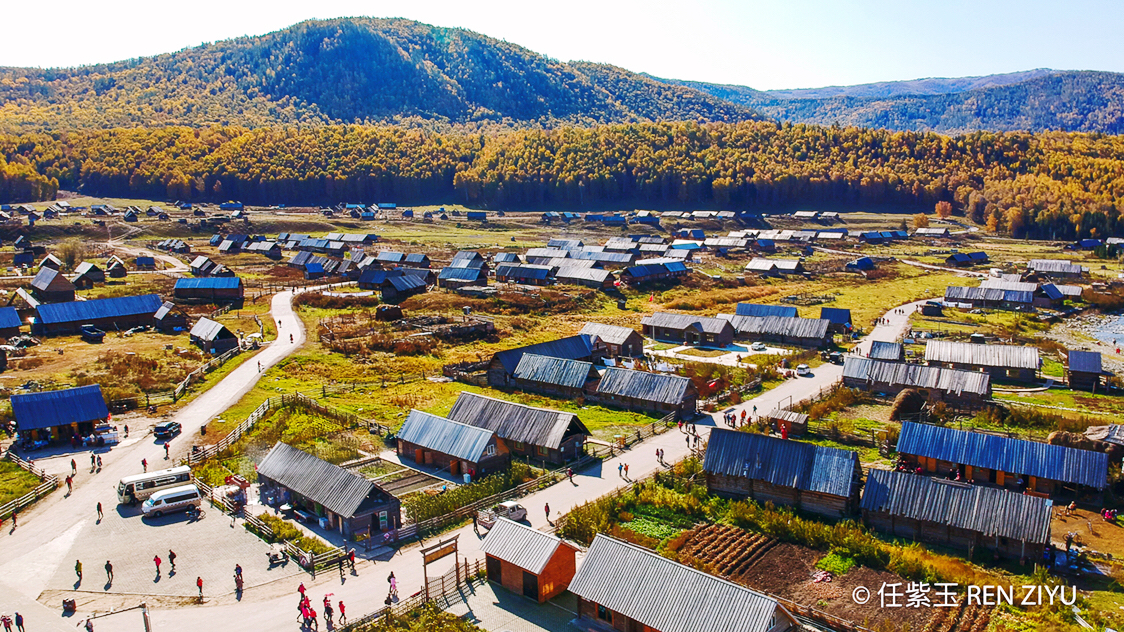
[
  {"left": 0, "top": 18, "right": 760, "bottom": 132},
  {"left": 667, "top": 70, "right": 1124, "bottom": 134}
]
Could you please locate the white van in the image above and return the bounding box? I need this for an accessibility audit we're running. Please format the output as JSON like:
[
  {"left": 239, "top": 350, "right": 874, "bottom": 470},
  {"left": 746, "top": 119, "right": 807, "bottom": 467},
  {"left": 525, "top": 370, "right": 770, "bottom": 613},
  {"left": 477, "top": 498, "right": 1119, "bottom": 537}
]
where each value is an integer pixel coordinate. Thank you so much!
[
  {"left": 118, "top": 466, "right": 193, "bottom": 505},
  {"left": 142, "top": 484, "right": 202, "bottom": 518}
]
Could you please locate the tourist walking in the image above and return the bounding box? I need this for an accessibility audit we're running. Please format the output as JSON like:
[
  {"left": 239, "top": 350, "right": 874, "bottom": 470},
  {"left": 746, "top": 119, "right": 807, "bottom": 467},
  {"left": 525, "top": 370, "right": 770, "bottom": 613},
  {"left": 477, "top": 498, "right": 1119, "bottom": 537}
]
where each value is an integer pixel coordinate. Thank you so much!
[
  {"left": 13, "top": 612, "right": 22, "bottom": 632},
  {"left": 142, "top": 458, "right": 147, "bottom": 472},
  {"left": 196, "top": 576, "right": 203, "bottom": 598},
  {"left": 168, "top": 550, "right": 176, "bottom": 571},
  {"left": 97, "top": 502, "right": 103, "bottom": 520},
  {"left": 624, "top": 463, "right": 629, "bottom": 478},
  {"left": 75, "top": 559, "right": 83, "bottom": 581},
  {"left": 164, "top": 443, "right": 170, "bottom": 459},
  {"left": 338, "top": 601, "right": 346, "bottom": 624},
  {"left": 544, "top": 503, "right": 550, "bottom": 522},
  {"left": 96, "top": 456, "right": 102, "bottom": 469},
  {"left": 71, "top": 458, "right": 77, "bottom": 475},
  {"left": 105, "top": 561, "right": 113, "bottom": 582},
  {"left": 154, "top": 555, "right": 161, "bottom": 575}
]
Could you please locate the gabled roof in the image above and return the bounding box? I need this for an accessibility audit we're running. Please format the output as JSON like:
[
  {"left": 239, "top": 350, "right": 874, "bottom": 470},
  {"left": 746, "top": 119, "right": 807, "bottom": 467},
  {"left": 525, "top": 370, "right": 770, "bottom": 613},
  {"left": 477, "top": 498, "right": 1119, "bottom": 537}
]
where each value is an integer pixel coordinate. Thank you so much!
[
  {"left": 843, "top": 357, "right": 991, "bottom": 397},
  {"left": 513, "top": 354, "right": 595, "bottom": 389},
  {"left": 496, "top": 264, "right": 551, "bottom": 281},
  {"left": 175, "top": 277, "right": 243, "bottom": 290},
  {"left": 30, "top": 267, "right": 75, "bottom": 293},
  {"left": 480, "top": 518, "right": 578, "bottom": 574},
  {"left": 867, "top": 341, "right": 904, "bottom": 361},
  {"left": 257, "top": 443, "right": 393, "bottom": 518},
  {"left": 897, "top": 422, "right": 1108, "bottom": 489},
  {"left": 397, "top": 410, "right": 495, "bottom": 463},
  {"left": 386, "top": 275, "right": 426, "bottom": 292},
  {"left": 861, "top": 469, "right": 1052, "bottom": 545},
  {"left": 717, "top": 315, "right": 830, "bottom": 340},
  {"left": 569, "top": 535, "right": 786, "bottom": 632},
  {"left": 36, "top": 294, "right": 163, "bottom": 325},
  {"left": 189, "top": 317, "right": 232, "bottom": 342},
  {"left": 640, "top": 312, "right": 732, "bottom": 335},
  {"left": 73, "top": 262, "right": 102, "bottom": 277},
  {"left": 12, "top": 384, "right": 108, "bottom": 430},
  {"left": 703, "top": 428, "right": 858, "bottom": 497},
  {"left": 448, "top": 391, "right": 589, "bottom": 450},
  {"left": 734, "top": 303, "right": 797, "bottom": 318},
  {"left": 924, "top": 340, "right": 1039, "bottom": 370},
  {"left": 493, "top": 252, "right": 521, "bottom": 263},
  {"left": 596, "top": 368, "right": 693, "bottom": 405},
  {"left": 0, "top": 306, "right": 21, "bottom": 330},
  {"left": 579, "top": 322, "right": 639, "bottom": 346},
  {"left": 555, "top": 267, "right": 613, "bottom": 284},
  {"left": 492, "top": 334, "right": 595, "bottom": 375},
  {"left": 438, "top": 266, "right": 486, "bottom": 281},
  {"left": 819, "top": 307, "right": 852, "bottom": 326}
]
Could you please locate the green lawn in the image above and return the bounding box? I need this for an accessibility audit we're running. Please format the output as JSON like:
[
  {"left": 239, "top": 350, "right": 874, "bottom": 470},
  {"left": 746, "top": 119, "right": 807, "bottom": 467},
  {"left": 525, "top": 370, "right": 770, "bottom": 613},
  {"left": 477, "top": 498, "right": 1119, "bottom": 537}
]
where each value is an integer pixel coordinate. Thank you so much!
[{"left": 0, "top": 461, "right": 42, "bottom": 506}]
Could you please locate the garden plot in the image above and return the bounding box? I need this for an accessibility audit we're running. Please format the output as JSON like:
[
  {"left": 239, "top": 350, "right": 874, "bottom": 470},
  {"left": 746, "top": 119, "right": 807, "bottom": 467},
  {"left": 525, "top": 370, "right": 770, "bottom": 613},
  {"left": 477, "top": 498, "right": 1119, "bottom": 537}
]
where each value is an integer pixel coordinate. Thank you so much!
[{"left": 354, "top": 459, "right": 445, "bottom": 497}]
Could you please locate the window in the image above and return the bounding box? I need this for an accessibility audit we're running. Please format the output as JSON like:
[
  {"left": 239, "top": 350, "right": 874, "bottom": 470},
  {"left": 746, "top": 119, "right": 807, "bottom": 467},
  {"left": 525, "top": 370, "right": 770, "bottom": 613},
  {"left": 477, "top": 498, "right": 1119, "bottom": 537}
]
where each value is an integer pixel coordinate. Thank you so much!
[
  {"left": 379, "top": 511, "right": 388, "bottom": 531},
  {"left": 485, "top": 444, "right": 496, "bottom": 456},
  {"left": 513, "top": 441, "right": 524, "bottom": 451},
  {"left": 596, "top": 604, "right": 613, "bottom": 623},
  {"left": 536, "top": 445, "right": 548, "bottom": 457}
]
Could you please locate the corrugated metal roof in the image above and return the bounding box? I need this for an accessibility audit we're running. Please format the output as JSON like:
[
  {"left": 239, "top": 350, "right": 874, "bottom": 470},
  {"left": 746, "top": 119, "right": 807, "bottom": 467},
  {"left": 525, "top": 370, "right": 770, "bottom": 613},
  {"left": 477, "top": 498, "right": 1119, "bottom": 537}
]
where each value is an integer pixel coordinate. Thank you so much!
[
  {"left": 496, "top": 264, "right": 551, "bottom": 281},
  {"left": 175, "top": 277, "right": 243, "bottom": 290},
  {"left": 1068, "top": 350, "right": 1102, "bottom": 374},
  {"left": 596, "top": 368, "right": 692, "bottom": 405},
  {"left": 718, "top": 315, "right": 830, "bottom": 340},
  {"left": 980, "top": 279, "right": 1039, "bottom": 293},
  {"left": 11, "top": 384, "right": 108, "bottom": 430},
  {"left": 525, "top": 248, "right": 571, "bottom": 259},
  {"left": 555, "top": 267, "right": 612, "bottom": 283},
  {"left": 376, "top": 251, "right": 406, "bottom": 262},
  {"left": 735, "top": 303, "right": 797, "bottom": 318},
  {"left": 703, "top": 428, "right": 858, "bottom": 497},
  {"left": 925, "top": 340, "right": 1039, "bottom": 370},
  {"left": 868, "top": 341, "right": 904, "bottom": 361},
  {"left": 30, "top": 267, "right": 74, "bottom": 292},
  {"left": 743, "top": 258, "right": 777, "bottom": 272},
  {"left": 37, "top": 294, "right": 163, "bottom": 325},
  {"left": 819, "top": 308, "right": 852, "bottom": 325},
  {"left": 0, "top": 306, "right": 19, "bottom": 329},
  {"left": 447, "top": 391, "right": 589, "bottom": 450},
  {"left": 438, "top": 266, "right": 485, "bottom": 281},
  {"left": 386, "top": 275, "right": 426, "bottom": 292},
  {"left": 479, "top": 518, "right": 574, "bottom": 574},
  {"left": 513, "top": 354, "right": 594, "bottom": 389},
  {"left": 189, "top": 317, "right": 231, "bottom": 342},
  {"left": 579, "top": 323, "right": 638, "bottom": 346},
  {"left": 574, "top": 250, "right": 635, "bottom": 264},
  {"left": 493, "top": 253, "right": 521, "bottom": 263},
  {"left": 569, "top": 534, "right": 783, "bottom": 632},
  {"left": 944, "top": 286, "right": 1033, "bottom": 304},
  {"left": 1029, "top": 259, "right": 1084, "bottom": 275},
  {"left": 257, "top": 443, "right": 391, "bottom": 518},
  {"left": 547, "top": 239, "right": 583, "bottom": 249},
  {"left": 641, "top": 312, "right": 731, "bottom": 335},
  {"left": 492, "top": 334, "right": 594, "bottom": 375},
  {"left": 843, "top": 357, "right": 991, "bottom": 397},
  {"left": 897, "top": 422, "right": 1108, "bottom": 489},
  {"left": 397, "top": 410, "right": 494, "bottom": 463},
  {"left": 861, "top": 469, "right": 1053, "bottom": 545}
]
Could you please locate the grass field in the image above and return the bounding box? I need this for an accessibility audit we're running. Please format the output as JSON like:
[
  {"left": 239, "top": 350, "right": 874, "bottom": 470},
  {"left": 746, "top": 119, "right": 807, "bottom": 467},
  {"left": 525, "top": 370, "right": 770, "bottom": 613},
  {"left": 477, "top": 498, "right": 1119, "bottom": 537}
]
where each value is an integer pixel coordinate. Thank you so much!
[{"left": 0, "top": 460, "right": 41, "bottom": 506}]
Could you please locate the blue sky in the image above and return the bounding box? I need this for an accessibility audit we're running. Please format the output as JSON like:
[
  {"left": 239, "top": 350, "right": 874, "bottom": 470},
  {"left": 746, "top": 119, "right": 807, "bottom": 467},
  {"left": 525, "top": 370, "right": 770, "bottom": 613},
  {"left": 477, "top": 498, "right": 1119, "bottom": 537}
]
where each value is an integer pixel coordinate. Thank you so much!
[{"left": 2, "top": 0, "right": 1121, "bottom": 90}]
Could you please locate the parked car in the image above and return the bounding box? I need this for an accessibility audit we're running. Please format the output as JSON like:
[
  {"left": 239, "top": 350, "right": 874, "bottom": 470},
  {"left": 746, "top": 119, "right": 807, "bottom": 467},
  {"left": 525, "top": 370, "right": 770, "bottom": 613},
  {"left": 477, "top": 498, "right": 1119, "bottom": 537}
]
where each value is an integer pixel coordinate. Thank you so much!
[
  {"left": 80, "top": 324, "right": 105, "bottom": 343},
  {"left": 477, "top": 501, "right": 527, "bottom": 529},
  {"left": 154, "top": 421, "right": 182, "bottom": 439},
  {"left": 750, "top": 342, "right": 767, "bottom": 351},
  {"left": 796, "top": 364, "right": 811, "bottom": 376}
]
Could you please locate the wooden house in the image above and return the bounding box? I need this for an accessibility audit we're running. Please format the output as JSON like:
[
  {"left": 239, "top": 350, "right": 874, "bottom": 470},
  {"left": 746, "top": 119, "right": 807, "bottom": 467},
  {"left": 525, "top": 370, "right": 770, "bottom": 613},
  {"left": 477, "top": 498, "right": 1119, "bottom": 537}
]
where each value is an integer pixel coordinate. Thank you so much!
[
  {"left": 579, "top": 322, "right": 644, "bottom": 357},
  {"left": 512, "top": 354, "right": 599, "bottom": 400},
  {"left": 174, "top": 277, "right": 245, "bottom": 304},
  {"left": 153, "top": 302, "right": 188, "bottom": 332},
  {"left": 703, "top": 428, "right": 862, "bottom": 518},
  {"left": 594, "top": 368, "right": 697, "bottom": 417},
  {"left": 862, "top": 469, "right": 1052, "bottom": 561},
  {"left": 189, "top": 317, "right": 238, "bottom": 355},
  {"left": 488, "top": 335, "right": 595, "bottom": 387},
  {"left": 396, "top": 410, "right": 508, "bottom": 478},
  {"left": 71, "top": 262, "right": 105, "bottom": 289},
  {"left": 768, "top": 409, "right": 809, "bottom": 437},
  {"left": 895, "top": 421, "right": 1108, "bottom": 495},
  {"left": 842, "top": 357, "right": 992, "bottom": 404},
  {"left": 924, "top": 340, "right": 1039, "bottom": 381},
  {"left": 717, "top": 314, "right": 832, "bottom": 348},
  {"left": 641, "top": 312, "right": 735, "bottom": 347},
  {"left": 447, "top": 391, "right": 590, "bottom": 464},
  {"left": 1067, "top": 350, "right": 1104, "bottom": 392},
  {"left": 257, "top": 442, "right": 401, "bottom": 539},
  {"left": 11, "top": 384, "right": 109, "bottom": 443},
  {"left": 480, "top": 518, "right": 579, "bottom": 602},
  {"left": 29, "top": 267, "right": 76, "bottom": 303}
]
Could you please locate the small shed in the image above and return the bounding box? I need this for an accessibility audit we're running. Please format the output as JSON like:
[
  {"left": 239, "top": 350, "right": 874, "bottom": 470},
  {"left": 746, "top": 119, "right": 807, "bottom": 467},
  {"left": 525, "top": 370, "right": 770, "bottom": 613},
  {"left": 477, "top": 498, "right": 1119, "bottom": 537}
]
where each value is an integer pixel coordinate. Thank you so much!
[
  {"left": 0, "top": 306, "right": 22, "bottom": 338},
  {"left": 189, "top": 317, "right": 238, "bottom": 355},
  {"left": 134, "top": 256, "right": 156, "bottom": 270},
  {"left": 819, "top": 307, "right": 852, "bottom": 334},
  {"left": 153, "top": 302, "right": 188, "bottom": 332},
  {"left": 480, "top": 518, "right": 579, "bottom": 602},
  {"left": 768, "top": 409, "right": 809, "bottom": 437},
  {"left": 703, "top": 428, "right": 861, "bottom": 518},
  {"left": 38, "top": 254, "right": 63, "bottom": 271},
  {"left": 106, "top": 259, "right": 128, "bottom": 279},
  {"left": 1066, "top": 350, "right": 1103, "bottom": 392},
  {"left": 71, "top": 262, "right": 106, "bottom": 289},
  {"left": 380, "top": 274, "right": 427, "bottom": 304}
]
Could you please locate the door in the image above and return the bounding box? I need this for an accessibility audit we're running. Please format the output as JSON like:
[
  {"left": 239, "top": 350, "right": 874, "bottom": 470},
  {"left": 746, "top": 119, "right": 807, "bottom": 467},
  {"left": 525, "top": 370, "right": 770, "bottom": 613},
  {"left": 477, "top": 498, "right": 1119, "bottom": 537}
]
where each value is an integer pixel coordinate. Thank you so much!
[
  {"left": 486, "top": 556, "right": 501, "bottom": 583},
  {"left": 522, "top": 571, "right": 538, "bottom": 599}
]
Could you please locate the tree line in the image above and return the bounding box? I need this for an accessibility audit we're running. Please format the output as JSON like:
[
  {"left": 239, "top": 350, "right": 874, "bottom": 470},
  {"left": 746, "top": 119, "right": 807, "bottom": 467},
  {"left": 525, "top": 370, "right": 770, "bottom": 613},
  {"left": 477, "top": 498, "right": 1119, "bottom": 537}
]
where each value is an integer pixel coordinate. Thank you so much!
[{"left": 3, "top": 120, "right": 1124, "bottom": 239}]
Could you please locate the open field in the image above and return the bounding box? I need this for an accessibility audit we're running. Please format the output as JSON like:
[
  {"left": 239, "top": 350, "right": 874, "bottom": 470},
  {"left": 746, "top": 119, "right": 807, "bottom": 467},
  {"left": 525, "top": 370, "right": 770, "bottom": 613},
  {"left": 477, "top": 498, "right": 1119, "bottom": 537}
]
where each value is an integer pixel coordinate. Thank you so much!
[{"left": 0, "top": 460, "right": 40, "bottom": 506}]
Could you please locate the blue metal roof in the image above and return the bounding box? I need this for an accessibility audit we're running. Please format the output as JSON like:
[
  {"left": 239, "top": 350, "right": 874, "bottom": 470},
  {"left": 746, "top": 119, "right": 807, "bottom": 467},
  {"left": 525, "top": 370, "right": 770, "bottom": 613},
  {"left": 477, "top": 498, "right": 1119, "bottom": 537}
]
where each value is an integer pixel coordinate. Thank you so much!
[
  {"left": 174, "top": 277, "right": 242, "bottom": 290},
  {"left": 496, "top": 264, "right": 550, "bottom": 280},
  {"left": 703, "top": 428, "right": 858, "bottom": 498},
  {"left": 819, "top": 307, "right": 852, "bottom": 325},
  {"left": 438, "top": 267, "right": 485, "bottom": 281},
  {"left": 493, "top": 334, "right": 594, "bottom": 375},
  {"left": 897, "top": 422, "right": 1108, "bottom": 489},
  {"left": 735, "top": 303, "right": 797, "bottom": 318},
  {"left": 0, "top": 306, "right": 21, "bottom": 329},
  {"left": 397, "top": 410, "right": 494, "bottom": 462},
  {"left": 36, "top": 294, "right": 163, "bottom": 325},
  {"left": 12, "top": 384, "right": 108, "bottom": 430},
  {"left": 513, "top": 354, "right": 594, "bottom": 389},
  {"left": 386, "top": 275, "right": 425, "bottom": 292},
  {"left": 1068, "top": 350, "right": 1102, "bottom": 374}
]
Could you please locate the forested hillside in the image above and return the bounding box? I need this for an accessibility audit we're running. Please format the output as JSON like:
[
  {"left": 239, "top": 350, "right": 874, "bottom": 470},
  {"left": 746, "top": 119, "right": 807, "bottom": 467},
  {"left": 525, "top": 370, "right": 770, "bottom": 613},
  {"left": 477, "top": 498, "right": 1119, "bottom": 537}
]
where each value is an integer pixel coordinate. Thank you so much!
[
  {"left": 0, "top": 18, "right": 757, "bottom": 132},
  {"left": 4, "top": 121, "right": 1124, "bottom": 241},
  {"left": 675, "top": 71, "right": 1124, "bottom": 134}
]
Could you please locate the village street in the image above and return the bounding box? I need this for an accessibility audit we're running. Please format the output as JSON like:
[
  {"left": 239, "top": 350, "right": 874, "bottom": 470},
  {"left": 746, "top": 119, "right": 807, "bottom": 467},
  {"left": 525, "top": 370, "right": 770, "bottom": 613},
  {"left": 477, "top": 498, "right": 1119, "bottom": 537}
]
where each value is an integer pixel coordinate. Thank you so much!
[{"left": 0, "top": 293, "right": 922, "bottom": 632}]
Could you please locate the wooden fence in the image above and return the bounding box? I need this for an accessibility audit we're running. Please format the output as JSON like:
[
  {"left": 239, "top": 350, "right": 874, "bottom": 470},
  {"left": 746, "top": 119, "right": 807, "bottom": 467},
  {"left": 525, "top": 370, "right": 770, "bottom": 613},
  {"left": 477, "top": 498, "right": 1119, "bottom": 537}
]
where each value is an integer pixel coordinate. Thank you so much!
[
  {"left": 0, "top": 452, "right": 58, "bottom": 520},
  {"left": 340, "top": 558, "right": 485, "bottom": 631}
]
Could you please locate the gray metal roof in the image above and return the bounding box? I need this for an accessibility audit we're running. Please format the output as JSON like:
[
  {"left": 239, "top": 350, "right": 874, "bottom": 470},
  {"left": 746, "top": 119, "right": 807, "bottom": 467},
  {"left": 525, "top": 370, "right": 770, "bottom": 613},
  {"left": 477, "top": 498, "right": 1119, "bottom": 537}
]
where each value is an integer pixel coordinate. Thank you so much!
[
  {"left": 867, "top": 341, "right": 904, "bottom": 361},
  {"left": 574, "top": 250, "right": 635, "bottom": 264},
  {"left": 703, "top": 428, "right": 859, "bottom": 497},
  {"left": 438, "top": 266, "right": 485, "bottom": 281},
  {"left": 579, "top": 322, "right": 638, "bottom": 346},
  {"left": 925, "top": 340, "right": 1040, "bottom": 370},
  {"left": 861, "top": 469, "right": 1053, "bottom": 545},
  {"left": 569, "top": 534, "right": 784, "bottom": 632},
  {"left": 496, "top": 264, "right": 551, "bottom": 281},
  {"left": 30, "top": 267, "right": 75, "bottom": 292},
  {"left": 525, "top": 248, "right": 571, "bottom": 259},
  {"left": 513, "top": 354, "right": 595, "bottom": 389},
  {"left": 189, "top": 317, "right": 232, "bottom": 342},
  {"left": 596, "top": 368, "right": 692, "bottom": 405},
  {"left": 843, "top": 357, "right": 990, "bottom": 397},
  {"left": 257, "top": 443, "right": 393, "bottom": 518},
  {"left": 396, "top": 410, "right": 495, "bottom": 463},
  {"left": 479, "top": 518, "right": 576, "bottom": 574},
  {"left": 641, "top": 312, "right": 732, "bottom": 336},
  {"left": 1029, "top": 259, "right": 1085, "bottom": 275},
  {"left": 980, "top": 279, "right": 1039, "bottom": 293},
  {"left": 492, "top": 334, "right": 594, "bottom": 375},
  {"left": 944, "top": 286, "right": 1033, "bottom": 304},
  {"left": 447, "top": 391, "right": 589, "bottom": 450},
  {"left": 555, "top": 267, "right": 612, "bottom": 284},
  {"left": 897, "top": 422, "right": 1108, "bottom": 489},
  {"left": 718, "top": 314, "right": 830, "bottom": 340},
  {"left": 1068, "top": 350, "right": 1102, "bottom": 374}
]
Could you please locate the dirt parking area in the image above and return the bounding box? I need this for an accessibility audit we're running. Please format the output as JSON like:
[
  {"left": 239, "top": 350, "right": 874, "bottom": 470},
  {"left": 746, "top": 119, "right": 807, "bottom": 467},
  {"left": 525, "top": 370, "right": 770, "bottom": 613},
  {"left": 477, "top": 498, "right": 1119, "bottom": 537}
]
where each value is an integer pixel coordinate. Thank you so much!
[{"left": 1054, "top": 507, "right": 1124, "bottom": 557}]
